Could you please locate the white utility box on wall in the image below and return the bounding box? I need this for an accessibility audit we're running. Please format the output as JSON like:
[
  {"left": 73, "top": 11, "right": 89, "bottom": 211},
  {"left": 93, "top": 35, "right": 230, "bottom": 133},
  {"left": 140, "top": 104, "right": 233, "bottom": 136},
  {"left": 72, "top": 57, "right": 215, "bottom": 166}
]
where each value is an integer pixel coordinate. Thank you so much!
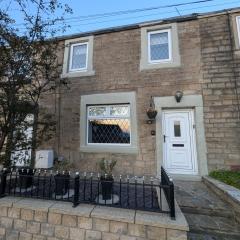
[{"left": 35, "top": 150, "right": 54, "bottom": 169}]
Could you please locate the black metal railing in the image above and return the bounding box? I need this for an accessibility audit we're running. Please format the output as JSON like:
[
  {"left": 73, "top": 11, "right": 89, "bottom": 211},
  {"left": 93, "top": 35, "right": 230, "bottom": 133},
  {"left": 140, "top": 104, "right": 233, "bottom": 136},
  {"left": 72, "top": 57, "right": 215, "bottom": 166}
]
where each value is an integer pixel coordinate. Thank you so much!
[
  {"left": 0, "top": 167, "right": 175, "bottom": 219},
  {"left": 161, "top": 167, "right": 175, "bottom": 219}
]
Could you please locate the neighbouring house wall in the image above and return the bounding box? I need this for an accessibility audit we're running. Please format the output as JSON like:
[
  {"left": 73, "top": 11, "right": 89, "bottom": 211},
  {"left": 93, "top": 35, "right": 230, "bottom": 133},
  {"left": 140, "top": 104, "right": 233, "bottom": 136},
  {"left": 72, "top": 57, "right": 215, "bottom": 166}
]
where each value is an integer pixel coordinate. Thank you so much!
[
  {"left": 199, "top": 13, "right": 240, "bottom": 171},
  {"left": 44, "top": 19, "right": 203, "bottom": 176},
  {"left": 0, "top": 198, "right": 188, "bottom": 240}
]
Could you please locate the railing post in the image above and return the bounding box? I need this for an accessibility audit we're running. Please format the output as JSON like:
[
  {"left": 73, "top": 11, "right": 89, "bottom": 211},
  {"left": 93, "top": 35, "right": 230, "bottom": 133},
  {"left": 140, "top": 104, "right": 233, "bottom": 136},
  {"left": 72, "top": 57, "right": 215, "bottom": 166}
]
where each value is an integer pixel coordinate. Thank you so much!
[
  {"left": 0, "top": 168, "right": 7, "bottom": 197},
  {"left": 73, "top": 172, "right": 79, "bottom": 208},
  {"left": 169, "top": 180, "right": 175, "bottom": 219}
]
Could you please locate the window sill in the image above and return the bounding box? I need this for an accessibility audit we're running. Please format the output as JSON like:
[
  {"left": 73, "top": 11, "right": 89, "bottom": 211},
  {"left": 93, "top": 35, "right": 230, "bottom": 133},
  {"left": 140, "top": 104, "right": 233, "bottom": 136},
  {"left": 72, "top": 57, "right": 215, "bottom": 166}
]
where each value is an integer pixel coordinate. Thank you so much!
[
  {"left": 61, "top": 70, "right": 95, "bottom": 78},
  {"left": 80, "top": 145, "right": 138, "bottom": 154},
  {"left": 139, "top": 59, "right": 181, "bottom": 71}
]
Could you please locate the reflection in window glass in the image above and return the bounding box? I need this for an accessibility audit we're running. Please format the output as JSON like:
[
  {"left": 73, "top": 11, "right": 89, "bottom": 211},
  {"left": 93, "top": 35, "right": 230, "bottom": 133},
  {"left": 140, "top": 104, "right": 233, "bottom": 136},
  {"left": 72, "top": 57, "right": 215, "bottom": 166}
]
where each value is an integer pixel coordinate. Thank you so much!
[
  {"left": 87, "top": 105, "right": 131, "bottom": 144},
  {"left": 174, "top": 121, "right": 181, "bottom": 137}
]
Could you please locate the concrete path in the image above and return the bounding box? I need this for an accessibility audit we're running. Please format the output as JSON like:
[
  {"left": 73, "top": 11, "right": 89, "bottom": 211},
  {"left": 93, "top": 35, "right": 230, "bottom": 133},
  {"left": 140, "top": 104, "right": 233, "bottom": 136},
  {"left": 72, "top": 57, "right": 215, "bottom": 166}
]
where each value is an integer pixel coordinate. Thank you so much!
[{"left": 174, "top": 180, "right": 240, "bottom": 240}]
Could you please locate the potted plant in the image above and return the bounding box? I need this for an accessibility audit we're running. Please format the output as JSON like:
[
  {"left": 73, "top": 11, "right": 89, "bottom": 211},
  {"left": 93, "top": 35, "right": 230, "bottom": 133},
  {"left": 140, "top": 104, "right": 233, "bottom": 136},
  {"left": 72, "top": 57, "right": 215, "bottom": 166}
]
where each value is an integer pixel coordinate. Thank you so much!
[
  {"left": 98, "top": 158, "right": 117, "bottom": 200},
  {"left": 53, "top": 159, "right": 73, "bottom": 196},
  {"left": 18, "top": 168, "right": 34, "bottom": 189}
]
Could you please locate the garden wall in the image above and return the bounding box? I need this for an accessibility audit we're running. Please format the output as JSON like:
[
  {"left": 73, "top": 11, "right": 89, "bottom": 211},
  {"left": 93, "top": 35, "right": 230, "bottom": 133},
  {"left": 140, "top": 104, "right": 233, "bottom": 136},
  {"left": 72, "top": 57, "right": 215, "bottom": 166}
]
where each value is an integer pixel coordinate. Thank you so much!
[{"left": 0, "top": 197, "right": 188, "bottom": 240}]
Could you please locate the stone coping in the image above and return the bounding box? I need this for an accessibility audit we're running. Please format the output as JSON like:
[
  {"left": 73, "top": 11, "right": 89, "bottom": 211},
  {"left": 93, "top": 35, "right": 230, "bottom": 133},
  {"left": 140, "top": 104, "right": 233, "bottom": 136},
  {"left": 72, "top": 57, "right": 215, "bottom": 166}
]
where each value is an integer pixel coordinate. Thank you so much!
[
  {"left": 0, "top": 196, "right": 189, "bottom": 231},
  {"left": 203, "top": 176, "right": 240, "bottom": 206}
]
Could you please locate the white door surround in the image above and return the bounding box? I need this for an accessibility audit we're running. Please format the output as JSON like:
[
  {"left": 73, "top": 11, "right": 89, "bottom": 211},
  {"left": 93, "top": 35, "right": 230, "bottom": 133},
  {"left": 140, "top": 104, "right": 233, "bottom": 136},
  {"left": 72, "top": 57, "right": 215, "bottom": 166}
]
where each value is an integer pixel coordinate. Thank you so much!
[
  {"left": 154, "top": 95, "right": 208, "bottom": 180},
  {"left": 162, "top": 110, "right": 198, "bottom": 175}
]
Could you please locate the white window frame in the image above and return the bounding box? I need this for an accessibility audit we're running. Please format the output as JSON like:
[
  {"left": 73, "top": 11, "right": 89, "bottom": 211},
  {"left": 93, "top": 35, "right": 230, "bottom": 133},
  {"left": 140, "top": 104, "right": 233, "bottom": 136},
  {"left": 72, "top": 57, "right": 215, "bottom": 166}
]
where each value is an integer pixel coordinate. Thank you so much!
[
  {"left": 147, "top": 29, "right": 172, "bottom": 64},
  {"left": 69, "top": 42, "right": 88, "bottom": 72},
  {"left": 237, "top": 16, "right": 240, "bottom": 47},
  {"left": 86, "top": 104, "right": 131, "bottom": 146}
]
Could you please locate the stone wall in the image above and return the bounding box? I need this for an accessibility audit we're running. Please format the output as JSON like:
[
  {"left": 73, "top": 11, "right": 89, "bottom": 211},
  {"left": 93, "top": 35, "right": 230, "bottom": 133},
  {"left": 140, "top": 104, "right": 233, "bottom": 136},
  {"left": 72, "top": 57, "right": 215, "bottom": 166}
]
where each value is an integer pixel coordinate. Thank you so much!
[
  {"left": 0, "top": 197, "right": 188, "bottom": 240},
  {"left": 41, "top": 19, "right": 202, "bottom": 176},
  {"left": 199, "top": 13, "right": 240, "bottom": 171}
]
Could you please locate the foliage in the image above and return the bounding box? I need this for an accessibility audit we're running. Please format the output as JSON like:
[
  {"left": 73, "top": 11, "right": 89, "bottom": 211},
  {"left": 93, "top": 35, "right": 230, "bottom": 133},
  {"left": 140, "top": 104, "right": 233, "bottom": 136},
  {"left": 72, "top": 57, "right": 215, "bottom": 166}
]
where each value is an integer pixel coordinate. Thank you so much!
[
  {"left": 98, "top": 158, "right": 117, "bottom": 177},
  {"left": 0, "top": 0, "right": 72, "bottom": 167},
  {"left": 209, "top": 170, "right": 240, "bottom": 190}
]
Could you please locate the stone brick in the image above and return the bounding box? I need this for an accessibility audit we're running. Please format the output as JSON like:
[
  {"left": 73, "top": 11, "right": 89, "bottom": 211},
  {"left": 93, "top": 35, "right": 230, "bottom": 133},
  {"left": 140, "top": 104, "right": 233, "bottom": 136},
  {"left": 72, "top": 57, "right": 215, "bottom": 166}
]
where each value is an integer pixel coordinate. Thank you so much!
[
  {"left": 14, "top": 219, "right": 26, "bottom": 231},
  {"left": 48, "top": 213, "right": 61, "bottom": 225},
  {"left": 27, "top": 222, "right": 41, "bottom": 234},
  {"left": 8, "top": 208, "right": 20, "bottom": 218},
  {"left": 6, "top": 230, "right": 19, "bottom": 240},
  {"left": 55, "top": 226, "right": 69, "bottom": 239},
  {"left": 128, "top": 224, "right": 146, "bottom": 237},
  {"left": 102, "top": 232, "right": 120, "bottom": 240},
  {"left": 120, "top": 236, "right": 137, "bottom": 240},
  {"left": 34, "top": 211, "right": 48, "bottom": 222},
  {"left": 41, "top": 223, "right": 55, "bottom": 237},
  {"left": 78, "top": 216, "right": 92, "bottom": 229},
  {"left": 0, "top": 206, "right": 8, "bottom": 217},
  {"left": 85, "top": 230, "right": 101, "bottom": 240},
  {"left": 92, "top": 218, "right": 109, "bottom": 232},
  {"left": 0, "top": 227, "right": 5, "bottom": 236},
  {"left": 110, "top": 221, "right": 127, "bottom": 234},
  {"left": 69, "top": 228, "right": 85, "bottom": 240},
  {"left": 32, "top": 235, "right": 46, "bottom": 240},
  {"left": 21, "top": 209, "right": 34, "bottom": 221},
  {"left": 146, "top": 226, "right": 166, "bottom": 240},
  {"left": 19, "top": 232, "right": 32, "bottom": 240},
  {"left": 1, "top": 217, "right": 13, "bottom": 228},
  {"left": 166, "top": 229, "right": 187, "bottom": 240},
  {"left": 62, "top": 215, "right": 77, "bottom": 227}
]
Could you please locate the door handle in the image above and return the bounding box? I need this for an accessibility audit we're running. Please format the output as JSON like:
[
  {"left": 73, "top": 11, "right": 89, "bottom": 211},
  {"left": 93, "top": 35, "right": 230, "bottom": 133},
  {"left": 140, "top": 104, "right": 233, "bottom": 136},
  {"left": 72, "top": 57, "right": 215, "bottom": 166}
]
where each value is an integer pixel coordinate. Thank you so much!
[{"left": 164, "top": 135, "right": 167, "bottom": 142}]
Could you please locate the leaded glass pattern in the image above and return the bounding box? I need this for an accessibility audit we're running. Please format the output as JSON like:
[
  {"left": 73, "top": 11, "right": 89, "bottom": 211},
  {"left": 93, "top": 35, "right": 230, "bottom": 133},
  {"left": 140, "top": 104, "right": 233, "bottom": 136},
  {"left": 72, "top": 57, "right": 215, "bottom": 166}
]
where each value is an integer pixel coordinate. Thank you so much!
[
  {"left": 87, "top": 105, "right": 131, "bottom": 144},
  {"left": 70, "top": 43, "right": 87, "bottom": 70},
  {"left": 149, "top": 31, "right": 170, "bottom": 61}
]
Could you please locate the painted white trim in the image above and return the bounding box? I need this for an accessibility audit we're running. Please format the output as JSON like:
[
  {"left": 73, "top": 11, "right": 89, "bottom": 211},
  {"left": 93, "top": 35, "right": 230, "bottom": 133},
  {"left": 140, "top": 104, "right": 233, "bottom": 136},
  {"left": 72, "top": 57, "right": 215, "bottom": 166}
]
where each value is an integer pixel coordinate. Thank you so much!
[
  {"left": 69, "top": 42, "right": 88, "bottom": 72},
  {"left": 236, "top": 16, "right": 240, "bottom": 47},
  {"left": 154, "top": 95, "right": 208, "bottom": 180},
  {"left": 147, "top": 29, "right": 172, "bottom": 64}
]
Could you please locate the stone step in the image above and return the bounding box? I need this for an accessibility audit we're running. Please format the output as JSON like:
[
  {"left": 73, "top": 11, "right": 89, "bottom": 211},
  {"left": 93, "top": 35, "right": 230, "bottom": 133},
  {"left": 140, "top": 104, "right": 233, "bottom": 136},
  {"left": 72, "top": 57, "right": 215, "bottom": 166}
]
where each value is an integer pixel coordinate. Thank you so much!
[
  {"left": 180, "top": 205, "right": 234, "bottom": 218},
  {"left": 184, "top": 213, "right": 240, "bottom": 237}
]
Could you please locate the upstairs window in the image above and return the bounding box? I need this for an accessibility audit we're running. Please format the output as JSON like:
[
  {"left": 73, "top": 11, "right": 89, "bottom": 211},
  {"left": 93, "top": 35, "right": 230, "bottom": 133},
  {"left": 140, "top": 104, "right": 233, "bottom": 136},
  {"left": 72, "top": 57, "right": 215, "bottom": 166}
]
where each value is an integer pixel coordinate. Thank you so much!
[
  {"left": 87, "top": 104, "right": 131, "bottom": 145},
  {"left": 237, "top": 16, "right": 240, "bottom": 45},
  {"left": 69, "top": 42, "right": 88, "bottom": 72},
  {"left": 148, "top": 29, "right": 172, "bottom": 63}
]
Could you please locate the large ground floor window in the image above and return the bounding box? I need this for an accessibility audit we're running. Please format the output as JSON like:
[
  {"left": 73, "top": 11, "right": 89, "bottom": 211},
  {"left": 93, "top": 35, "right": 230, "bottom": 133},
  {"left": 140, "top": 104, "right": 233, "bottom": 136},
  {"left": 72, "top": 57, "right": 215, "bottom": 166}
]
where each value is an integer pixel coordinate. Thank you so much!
[{"left": 87, "top": 104, "right": 131, "bottom": 145}]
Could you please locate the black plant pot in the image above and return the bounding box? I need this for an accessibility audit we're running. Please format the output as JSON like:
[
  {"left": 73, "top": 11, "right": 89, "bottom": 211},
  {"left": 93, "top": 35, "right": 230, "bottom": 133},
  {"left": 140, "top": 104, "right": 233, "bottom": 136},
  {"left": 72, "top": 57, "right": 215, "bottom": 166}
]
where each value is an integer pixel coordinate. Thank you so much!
[
  {"left": 18, "top": 168, "right": 34, "bottom": 189},
  {"left": 100, "top": 176, "right": 114, "bottom": 200},
  {"left": 147, "top": 109, "right": 157, "bottom": 119},
  {"left": 54, "top": 173, "right": 70, "bottom": 196}
]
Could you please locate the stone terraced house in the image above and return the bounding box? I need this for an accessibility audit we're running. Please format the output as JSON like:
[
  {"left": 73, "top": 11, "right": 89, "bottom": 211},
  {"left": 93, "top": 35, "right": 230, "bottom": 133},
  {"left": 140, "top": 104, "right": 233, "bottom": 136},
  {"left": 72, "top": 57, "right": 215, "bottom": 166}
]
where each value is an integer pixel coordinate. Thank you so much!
[{"left": 40, "top": 7, "right": 240, "bottom": 180}]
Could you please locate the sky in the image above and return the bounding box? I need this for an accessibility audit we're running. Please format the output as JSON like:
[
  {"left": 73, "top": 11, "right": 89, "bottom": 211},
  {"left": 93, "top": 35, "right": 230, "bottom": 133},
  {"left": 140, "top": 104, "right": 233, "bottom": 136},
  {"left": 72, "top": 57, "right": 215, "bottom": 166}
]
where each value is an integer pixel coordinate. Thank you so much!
[{"left": 1, "top": 0, "right": 240, "bottom": 36}]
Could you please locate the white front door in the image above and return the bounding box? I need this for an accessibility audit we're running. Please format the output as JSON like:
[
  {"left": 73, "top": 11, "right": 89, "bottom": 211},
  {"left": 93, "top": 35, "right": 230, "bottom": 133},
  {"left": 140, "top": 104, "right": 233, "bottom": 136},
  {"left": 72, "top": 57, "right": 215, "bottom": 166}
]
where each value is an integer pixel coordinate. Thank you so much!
[{"left": 162, "top": 110, "right": 198, "bottom": 175}]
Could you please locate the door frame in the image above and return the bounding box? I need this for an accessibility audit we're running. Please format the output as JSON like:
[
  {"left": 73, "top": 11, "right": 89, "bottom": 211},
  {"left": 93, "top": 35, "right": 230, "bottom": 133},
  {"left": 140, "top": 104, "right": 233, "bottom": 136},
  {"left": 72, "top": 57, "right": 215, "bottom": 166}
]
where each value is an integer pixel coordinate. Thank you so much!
[
  {"left": 154, "top": 95, "right": 208, "bottom": 180},
  {"left": 162, "top": 109, "right": 198, "bottom": 175}
]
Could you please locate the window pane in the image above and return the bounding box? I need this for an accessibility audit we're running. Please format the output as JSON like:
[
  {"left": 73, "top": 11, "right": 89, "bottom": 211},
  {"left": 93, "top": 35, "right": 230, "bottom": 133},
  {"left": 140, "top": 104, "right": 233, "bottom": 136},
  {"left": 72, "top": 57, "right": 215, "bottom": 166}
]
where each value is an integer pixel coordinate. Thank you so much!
[
  {"left": 71, "top": 44, "right": 87, "bottom": 69},
  {"left": 174, "top": 121, "right": 181, "bottom": 137},
  {"left": 110, "top": 106, "right": 129, "bottom": 117},
  {"left": 88, "top": 106, "right": 107, "bottom": 117},
  {"left": 150, "top": 32, "right": 169, "bottom": 60},
  {"left": 88, "top": 119, "right": 130, "bottom": 144}
]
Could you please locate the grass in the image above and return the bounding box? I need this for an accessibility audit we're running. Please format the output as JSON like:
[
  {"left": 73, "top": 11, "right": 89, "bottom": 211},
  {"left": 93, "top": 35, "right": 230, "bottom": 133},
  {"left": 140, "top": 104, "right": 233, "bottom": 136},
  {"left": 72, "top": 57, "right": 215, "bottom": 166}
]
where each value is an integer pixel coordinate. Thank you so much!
[{"left": 209, "top": 170, "right": 240, "bottom": 190}]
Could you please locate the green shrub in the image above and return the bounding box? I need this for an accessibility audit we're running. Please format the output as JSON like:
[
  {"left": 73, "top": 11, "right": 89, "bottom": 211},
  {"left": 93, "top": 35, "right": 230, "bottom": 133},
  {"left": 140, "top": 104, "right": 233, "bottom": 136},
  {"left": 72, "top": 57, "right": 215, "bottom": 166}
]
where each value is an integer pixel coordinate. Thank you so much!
[{"left": 209, "top": 170, "right": 240, "bottom": 189}]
